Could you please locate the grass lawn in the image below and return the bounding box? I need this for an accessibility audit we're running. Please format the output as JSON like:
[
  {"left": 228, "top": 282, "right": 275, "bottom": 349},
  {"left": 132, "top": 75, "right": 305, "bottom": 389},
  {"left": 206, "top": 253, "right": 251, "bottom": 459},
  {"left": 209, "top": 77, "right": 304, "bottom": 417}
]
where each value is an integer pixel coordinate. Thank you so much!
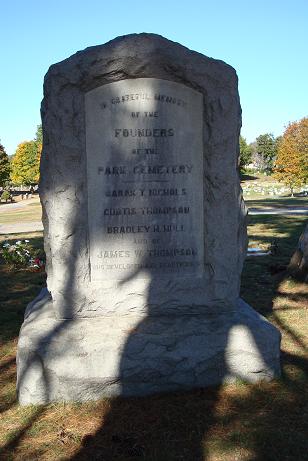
[
  {"left": 0, "top": 213, "right": 307, "bottom": 460},
  {"left": 0, "top": 198, "right": 42, "bottom": 224}
]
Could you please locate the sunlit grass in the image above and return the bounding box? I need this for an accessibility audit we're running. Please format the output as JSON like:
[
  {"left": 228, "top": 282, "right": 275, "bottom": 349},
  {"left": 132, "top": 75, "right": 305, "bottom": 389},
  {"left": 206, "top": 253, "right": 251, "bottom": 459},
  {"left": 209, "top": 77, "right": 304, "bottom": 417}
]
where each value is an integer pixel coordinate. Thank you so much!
[{"left": 0, "top": 200, "right": 42, "bottom": 224}]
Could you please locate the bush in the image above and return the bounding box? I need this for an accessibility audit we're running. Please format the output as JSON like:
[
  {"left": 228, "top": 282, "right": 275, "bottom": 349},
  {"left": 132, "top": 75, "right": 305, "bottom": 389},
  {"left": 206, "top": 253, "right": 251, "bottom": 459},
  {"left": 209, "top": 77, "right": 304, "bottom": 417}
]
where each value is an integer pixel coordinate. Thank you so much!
[{"left": 1, "top": 190, "right": 11, "bottom": 202}]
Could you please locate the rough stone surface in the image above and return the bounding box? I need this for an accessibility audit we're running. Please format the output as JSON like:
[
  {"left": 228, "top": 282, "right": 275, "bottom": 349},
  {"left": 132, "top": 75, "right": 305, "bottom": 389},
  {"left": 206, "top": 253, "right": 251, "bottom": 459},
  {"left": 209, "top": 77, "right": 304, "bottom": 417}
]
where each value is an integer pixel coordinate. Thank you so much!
[
  {"left": 39, "top": 33, "right": 246, "bottom": 319},
  {"left": 17, "top": 34, "right": 281, "bottom": 403},
  {"left": 17, "top": 291, "right": 281, "bottom": 404}
]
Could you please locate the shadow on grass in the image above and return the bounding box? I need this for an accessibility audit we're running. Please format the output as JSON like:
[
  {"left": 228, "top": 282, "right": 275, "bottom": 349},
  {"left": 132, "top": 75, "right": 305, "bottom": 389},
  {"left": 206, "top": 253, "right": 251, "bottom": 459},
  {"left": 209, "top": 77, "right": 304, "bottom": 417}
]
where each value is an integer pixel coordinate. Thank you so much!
[
  {"left": 240, "top": 173, "right": 259, "bottom": 181},
  {"left": 0, "top": 235, "right": 45, "bottom": 342},
  {"left": 273, "top": 315, "right": 307, "bottom": 352},
  {"left": 67, "top": 357, "right": 308, "bottom": 461},
  {"left": 245, "top": 196, "right": 308, "bottom": 209},
  {"left": 241, "top": 215, "right": 307, "bottom": 312},
  {"left": 0, "top": 407, "right": 47, "bottom": 460},
  {"left": 67, "top": 216, "right": 308, "bottom": 460},
  {"left": 0, "top": 357, "right": 17, "bottom": 414},
  {"left": 274, "top": 302, "right": 307, "bottom": 311},
  {"left": 0, "top": 235, "right": 46, "bottom": 447},
  {"left": 0, "top": 356, "right": 15, "bottom": 373},
  {"left": 1, "top": 219, "right": 307, "bottom": 459},
  {"left": 71, "top": 388, "right": 220, "bottom": 461}
]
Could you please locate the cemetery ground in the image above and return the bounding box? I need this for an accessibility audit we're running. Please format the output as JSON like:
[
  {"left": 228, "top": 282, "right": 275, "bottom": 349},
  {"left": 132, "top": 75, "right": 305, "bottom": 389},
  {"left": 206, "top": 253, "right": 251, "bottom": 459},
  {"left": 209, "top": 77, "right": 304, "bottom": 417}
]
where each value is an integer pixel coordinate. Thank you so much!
[
  {"left": 0, "top": 196, "right": 42, "bottom": 235},
  {"left": 0, "top": 201, "right": 307, "bottom": 460},
  {"left": 0, "top": 195, "right": 41, "bottom": 218}
]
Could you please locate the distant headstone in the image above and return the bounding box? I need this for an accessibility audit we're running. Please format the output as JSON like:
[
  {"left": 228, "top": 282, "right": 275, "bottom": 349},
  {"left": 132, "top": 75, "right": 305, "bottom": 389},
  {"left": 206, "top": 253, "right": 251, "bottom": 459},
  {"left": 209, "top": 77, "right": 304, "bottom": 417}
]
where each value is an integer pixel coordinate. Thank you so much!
[{"left": 17, "top": 34, "right": 281, "bottom": 404}]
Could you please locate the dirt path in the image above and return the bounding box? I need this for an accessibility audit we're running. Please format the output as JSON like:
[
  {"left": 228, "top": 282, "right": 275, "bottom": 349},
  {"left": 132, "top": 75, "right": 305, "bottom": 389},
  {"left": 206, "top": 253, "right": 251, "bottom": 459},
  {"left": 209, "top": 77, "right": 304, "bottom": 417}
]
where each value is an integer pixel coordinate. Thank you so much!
[
  {"left": 248, "top": 207, "right": 308, "bottom": 215},
  {"left": 0, "top": 196, "right": 39, "bottom": 211},
  {"left": 0, "top": 221, "right": 43, "bottom": 234}
]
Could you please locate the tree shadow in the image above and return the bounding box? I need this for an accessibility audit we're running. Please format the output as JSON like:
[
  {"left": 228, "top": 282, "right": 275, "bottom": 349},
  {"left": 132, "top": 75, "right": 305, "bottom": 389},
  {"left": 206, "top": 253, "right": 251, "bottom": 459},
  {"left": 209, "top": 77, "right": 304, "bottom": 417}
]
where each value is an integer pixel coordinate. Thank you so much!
[
  {"left": 245, "top": 197, "right": 308, "bottom": 209},
  {"left": 3, "top": 166, "right": 306, "bottom": 460},
  {"left": 240, "top": 173, "right": 258, "bottom": 181},
  {"left": 60, "top": 80, "right": 281, "bottom": 459},
  {"left": 0, "top": 242, "right": 47, "bottom": 454},
  {"left": 0, "top": 406, "right": 47, "bottom": 460},
  {"left": 0, "top": 235, "right": 46, "bottom": 393},
  {"left": 72, "top": 388, "right": 220, "bottom": 461},
  {"left": 4, "top": 198, "right": 306, "bottom": 460},
  {"left": 0, "top": 357, "right": 17, "bottom": 415},
  {"left": 9, "top": 74, "right": 307, "bottom": 461},
  {"left": 68, "top": 274, "right": 306, "bottom": 461},
  {"left": 68, "top": 248, "right": 281, "bottom": 460},
  {"left": 69, "top": 355, "right": 308, "bottom": 461},
  {"left": 0, "top": 236, "right": 45, "bottom": 342}
]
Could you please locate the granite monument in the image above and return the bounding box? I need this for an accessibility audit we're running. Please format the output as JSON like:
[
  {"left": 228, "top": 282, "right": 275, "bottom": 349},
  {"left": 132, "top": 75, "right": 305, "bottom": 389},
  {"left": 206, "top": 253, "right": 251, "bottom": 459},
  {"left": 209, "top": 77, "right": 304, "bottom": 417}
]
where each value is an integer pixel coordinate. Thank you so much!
[{"left": 17, "top": 34, "right": 281, "bottom": 404}]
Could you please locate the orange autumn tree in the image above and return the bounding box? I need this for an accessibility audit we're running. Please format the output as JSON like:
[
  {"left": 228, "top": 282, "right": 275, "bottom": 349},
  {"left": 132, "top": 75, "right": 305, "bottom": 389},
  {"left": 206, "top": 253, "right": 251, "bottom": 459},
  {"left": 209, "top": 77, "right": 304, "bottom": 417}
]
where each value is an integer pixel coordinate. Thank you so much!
[{"left": 274, "top": 117, "right": 308, "bottom": 196}]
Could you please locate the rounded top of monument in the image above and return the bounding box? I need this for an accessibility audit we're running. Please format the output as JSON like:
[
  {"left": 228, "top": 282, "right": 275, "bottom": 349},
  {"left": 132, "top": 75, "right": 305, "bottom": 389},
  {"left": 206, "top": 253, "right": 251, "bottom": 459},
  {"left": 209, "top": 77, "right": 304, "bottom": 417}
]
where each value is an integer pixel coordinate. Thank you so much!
[{"left": 44, "top": 33, "right": 237, "bottom": 93}]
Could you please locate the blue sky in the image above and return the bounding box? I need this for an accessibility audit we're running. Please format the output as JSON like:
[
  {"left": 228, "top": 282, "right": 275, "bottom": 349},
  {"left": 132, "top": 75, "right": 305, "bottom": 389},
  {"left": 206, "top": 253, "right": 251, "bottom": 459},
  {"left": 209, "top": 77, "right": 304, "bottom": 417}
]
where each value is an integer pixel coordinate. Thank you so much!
[{"left": 1, "top": 0, "right": 307, "bottom": 155}]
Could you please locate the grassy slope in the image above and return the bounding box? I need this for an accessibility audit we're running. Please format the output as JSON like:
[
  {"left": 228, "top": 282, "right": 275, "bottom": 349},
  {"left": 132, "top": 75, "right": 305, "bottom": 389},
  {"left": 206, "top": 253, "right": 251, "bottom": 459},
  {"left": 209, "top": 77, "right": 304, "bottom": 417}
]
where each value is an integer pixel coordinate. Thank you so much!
[
  {"left": 0, "top": 201, "right": 42, "bottom": 224},
  {"left": 0, "top": 216, "right": 307, "bottom": 460},
  {"left": 241, "top": 172, "right": 308, "bottom": 201}
]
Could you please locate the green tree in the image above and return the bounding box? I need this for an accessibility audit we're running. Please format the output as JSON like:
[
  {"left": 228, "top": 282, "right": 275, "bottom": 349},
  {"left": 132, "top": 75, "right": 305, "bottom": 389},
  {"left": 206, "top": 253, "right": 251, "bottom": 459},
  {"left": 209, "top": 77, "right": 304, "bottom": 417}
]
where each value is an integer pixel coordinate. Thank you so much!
[
  {"left": 239, "top": 135, "right": 252, "bottom": 171},
  {"left": 274, "top": 117, "right": 308, "bottom": 196},
  {"left": 10, "top": 141, "right": 41, "bottom": 185},
  {"left": 256, "top": 133, "right": 278, "bottom": 172},
  {"left": 35, "top": 124, "right": 42, "bottom": 144},
  {"left": 0, "top": 141, "right": 10, "bottom": 187}
]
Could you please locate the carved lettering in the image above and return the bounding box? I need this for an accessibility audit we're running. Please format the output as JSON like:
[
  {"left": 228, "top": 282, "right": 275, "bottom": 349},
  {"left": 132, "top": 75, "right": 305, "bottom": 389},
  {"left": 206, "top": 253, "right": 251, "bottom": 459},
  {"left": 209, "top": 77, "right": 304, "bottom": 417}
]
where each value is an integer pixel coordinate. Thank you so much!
[{"left": 86, "top": 78, "right": 204, "bottom": 281}]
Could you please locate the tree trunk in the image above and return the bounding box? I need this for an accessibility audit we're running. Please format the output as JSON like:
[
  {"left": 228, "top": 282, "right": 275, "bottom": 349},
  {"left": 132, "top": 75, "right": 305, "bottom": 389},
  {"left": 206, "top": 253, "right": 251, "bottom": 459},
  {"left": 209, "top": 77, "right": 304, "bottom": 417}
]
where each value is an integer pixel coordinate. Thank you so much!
[{"left": 288, "top": 224, "right": 308, "bottom": 282}]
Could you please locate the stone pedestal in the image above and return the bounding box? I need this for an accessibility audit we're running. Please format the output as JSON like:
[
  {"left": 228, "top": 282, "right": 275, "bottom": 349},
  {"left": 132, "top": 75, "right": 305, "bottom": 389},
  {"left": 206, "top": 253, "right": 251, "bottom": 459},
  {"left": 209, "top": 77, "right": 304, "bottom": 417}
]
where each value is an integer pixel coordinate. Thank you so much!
[{"left": 17, "top": 290, "right": 280, "bottom": 404}]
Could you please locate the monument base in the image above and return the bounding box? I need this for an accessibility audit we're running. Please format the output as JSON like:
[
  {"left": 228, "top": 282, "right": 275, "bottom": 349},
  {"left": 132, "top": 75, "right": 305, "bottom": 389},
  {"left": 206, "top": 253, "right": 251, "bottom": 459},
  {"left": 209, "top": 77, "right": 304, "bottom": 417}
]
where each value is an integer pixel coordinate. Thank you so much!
[{"left": 17, "top": 290, "right": 281, "bottom": 405}]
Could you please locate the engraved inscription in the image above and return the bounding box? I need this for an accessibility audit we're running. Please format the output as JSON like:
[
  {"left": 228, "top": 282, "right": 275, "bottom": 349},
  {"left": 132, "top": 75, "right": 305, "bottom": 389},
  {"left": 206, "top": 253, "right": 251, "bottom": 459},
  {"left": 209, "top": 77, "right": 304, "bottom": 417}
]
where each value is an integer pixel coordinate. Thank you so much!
[{"left": 86, "top": 78, "right": 204, "bottom": 281}]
